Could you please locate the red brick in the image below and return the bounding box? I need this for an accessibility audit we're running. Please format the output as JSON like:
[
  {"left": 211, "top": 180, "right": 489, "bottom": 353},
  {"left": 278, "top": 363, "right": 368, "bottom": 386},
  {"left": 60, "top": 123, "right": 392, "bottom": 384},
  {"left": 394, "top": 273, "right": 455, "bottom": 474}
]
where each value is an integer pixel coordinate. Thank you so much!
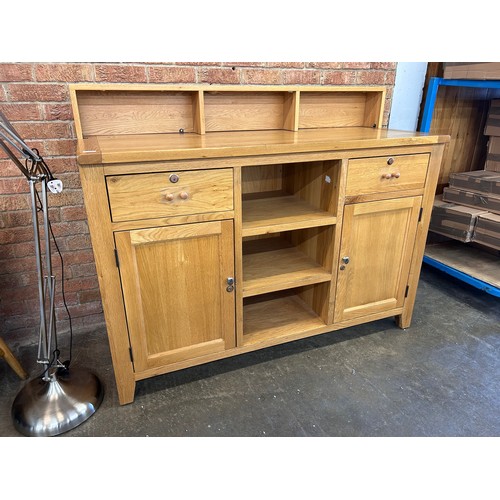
[
  {"left": 222, "top": 62, "right": 264, "bottom": 68},
  {"left": 307, "top": 62, "right": 343, "bottom": 69},
  {"left": 199, "top": 68, "right": 240, "bottom": 84},
  {"left": 0, "top": 63, "right": 33, "bottom": 82},
  {"left": 45, "top": 139, "right": 77, "bottom": 156},
  {"left": 63, "top": 249, "right": 95, "bottom": 265},
  {"left": 0, "top": 225, "right": 35, "bottom": 244},
  {"left": 8, "top": 83, "right": 68, "bottom": 102},
  {"left": 267, "top": 62, "right": 305, "bottom": 69},
  {"left": 23, "top": 139, "right": 46, "bottom": 156},
  {"left": 35, "top": 63, "right": 93, "bottom": 82},
  {"left": 0, "top": 193, "right": 31, "bottom": 211},
  {"left": 61, "top": 205, "right": 87, "bottom": 221},
  {"left": 69, "top": 261, "right": 96, "bottom": 278},
  {"left": 95, "top": 64, "right": 147, "bottom": 83},
  {"left": 371, "top": 62, "right": 397, "bottom": 70},
  {"left": 283, "top": 70, "right": 320, "bottom": 85},
  {"left": 149, "top": 66, "right": 196, "bottom": 83},
  {"left": 0, "top": 177, "right": 30, "bottom": 195},
  {"left": 43, "top": 103, "right": 74, "bottom": 121},
  {"left": 356, "top": 70, "right": 387, "bottom": 85},
  {"left": 0, "top": 270, "right": 38, "bottom": 287},
  {"left": 14, "top": 122, "right": 71, "bottom": 140},
  {"left": 0, "top": 210, "right": 38, "bottom": 229},
  {"left": 50, "top": 220, "right": 88, "bottom": 238},
  {"left": 0, "top": 103, "right": 42, "bottom": 120},
  {"left": 176, "top": 62, "right": 222, "bottom": 66},
  {"left": 56, "top": 300, "right": 102, "bottom": 320},
  {"left": 385, "top": 72, "right": 396, "bottom": 85},
  {"left": 46, "top": 156, "right": 79, "bottom": 173},
  {"left": 323, "top": 71, "right": 357, "bottom": 85},
  {"left": 0, "top": 85, "right": 6, "bottom": 101},
  {"left": 64, "top": 275, "right": 99, "bottom": 292},
  {"left": 242, "top": 69, "right": 283, "bottom": 85},
  {"left": 0, "top": 256, "right": 35, "bottom": 275},
  {"left": 78, "top": 289, "right": 102, "bottom": 304},
  {"left": 339, "top": 62, "right": 371, "bottom": 69},
  {"left": 64, "top": 233, "right": 92, "bottom": 251}
]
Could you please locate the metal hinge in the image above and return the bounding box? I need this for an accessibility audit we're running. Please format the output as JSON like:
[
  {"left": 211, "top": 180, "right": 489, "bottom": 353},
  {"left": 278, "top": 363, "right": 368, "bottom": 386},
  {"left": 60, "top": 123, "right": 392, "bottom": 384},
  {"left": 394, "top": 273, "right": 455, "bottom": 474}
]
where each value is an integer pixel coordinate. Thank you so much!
[
  {"left": 129, "top": 347, "right": 134, "bottom": 363},
  {"left": 405, "top": 285, "right": 409, "bottom": 298},
  {"left": 418, "top": 207, "right": 423, "bottom": 223},
  {"left": 114, "top": 248, "right": 120, "bottom": 267}
]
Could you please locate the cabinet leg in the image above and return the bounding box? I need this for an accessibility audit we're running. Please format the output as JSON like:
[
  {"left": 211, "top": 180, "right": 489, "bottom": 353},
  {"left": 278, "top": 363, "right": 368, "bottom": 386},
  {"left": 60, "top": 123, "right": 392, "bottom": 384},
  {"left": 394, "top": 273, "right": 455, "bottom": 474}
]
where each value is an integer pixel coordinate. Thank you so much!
[
  {"left": 395, "top": 311, "right": 412, "bottom": 330},
  {"left": 116, "top": 377, "right": 136, "bottom": 405}
]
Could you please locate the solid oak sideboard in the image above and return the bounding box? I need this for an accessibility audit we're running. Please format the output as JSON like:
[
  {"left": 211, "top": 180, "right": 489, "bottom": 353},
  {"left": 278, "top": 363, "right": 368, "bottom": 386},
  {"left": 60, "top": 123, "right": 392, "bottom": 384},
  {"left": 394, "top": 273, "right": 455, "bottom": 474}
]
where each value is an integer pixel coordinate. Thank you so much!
[{"left": 70, "top": 84, "right": 449, "bottom": 405}]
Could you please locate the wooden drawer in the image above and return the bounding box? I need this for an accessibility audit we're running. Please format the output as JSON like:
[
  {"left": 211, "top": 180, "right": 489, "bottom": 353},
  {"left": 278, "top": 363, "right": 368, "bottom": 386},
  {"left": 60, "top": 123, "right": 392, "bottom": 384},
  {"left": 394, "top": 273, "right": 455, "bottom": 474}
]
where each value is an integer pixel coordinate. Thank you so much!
[
  {"left": 107, "top": 169, "right": 233, "bottom": 222},
  {"left": 346, "top": 154, "right": 429, "bottom": 196}
]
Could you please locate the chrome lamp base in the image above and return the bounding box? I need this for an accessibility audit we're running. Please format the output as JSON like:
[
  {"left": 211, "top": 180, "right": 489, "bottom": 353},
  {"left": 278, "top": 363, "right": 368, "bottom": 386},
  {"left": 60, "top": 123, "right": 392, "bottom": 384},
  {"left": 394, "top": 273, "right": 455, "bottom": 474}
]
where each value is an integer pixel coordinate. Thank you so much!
[{"left": 11, "top": 366, "right": 104, "bottom": 437}]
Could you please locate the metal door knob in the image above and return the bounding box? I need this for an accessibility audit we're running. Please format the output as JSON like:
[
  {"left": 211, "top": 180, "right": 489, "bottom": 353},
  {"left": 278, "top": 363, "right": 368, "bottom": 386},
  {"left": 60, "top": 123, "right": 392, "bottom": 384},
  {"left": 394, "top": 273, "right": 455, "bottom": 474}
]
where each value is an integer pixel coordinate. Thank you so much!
[
  {"left": 387, "top": 157, "right": 394, "bottom": 165},
  {"left": 342, "top": 256, "right": 350, "bottom": 264}
]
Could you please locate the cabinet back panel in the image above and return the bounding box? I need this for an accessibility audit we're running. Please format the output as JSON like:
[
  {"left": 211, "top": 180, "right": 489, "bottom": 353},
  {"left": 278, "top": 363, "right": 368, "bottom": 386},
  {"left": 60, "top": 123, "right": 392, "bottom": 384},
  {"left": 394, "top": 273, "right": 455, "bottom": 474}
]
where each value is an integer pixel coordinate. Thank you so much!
[
  {"left": 204, "top": 92, "right": 286, "bottom": 132},
  {"left": 241, "top": 164, "right": 283, "bottom": 195},
  {"left": 299, "top": 92, "right": 368, "bottom": 129},
  {"left": 77, "top": 91, "right": 196, "bottom": 136}
]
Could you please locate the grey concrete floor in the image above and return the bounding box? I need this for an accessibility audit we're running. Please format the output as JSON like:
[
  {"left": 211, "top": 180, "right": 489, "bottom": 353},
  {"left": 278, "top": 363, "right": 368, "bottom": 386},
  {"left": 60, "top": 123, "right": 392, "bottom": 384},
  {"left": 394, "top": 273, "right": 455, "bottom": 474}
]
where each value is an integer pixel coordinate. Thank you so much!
[{"left": 1, "top": 265, "right": 499, "bottom": 437}]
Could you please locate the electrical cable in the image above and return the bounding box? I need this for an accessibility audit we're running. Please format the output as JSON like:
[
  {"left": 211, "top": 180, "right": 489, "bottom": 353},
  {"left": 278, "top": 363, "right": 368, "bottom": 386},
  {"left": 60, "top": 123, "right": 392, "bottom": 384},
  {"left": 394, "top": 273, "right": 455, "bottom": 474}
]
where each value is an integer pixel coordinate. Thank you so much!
[{"left": 30, "top": 154, "right": 74, "bottom": 377}]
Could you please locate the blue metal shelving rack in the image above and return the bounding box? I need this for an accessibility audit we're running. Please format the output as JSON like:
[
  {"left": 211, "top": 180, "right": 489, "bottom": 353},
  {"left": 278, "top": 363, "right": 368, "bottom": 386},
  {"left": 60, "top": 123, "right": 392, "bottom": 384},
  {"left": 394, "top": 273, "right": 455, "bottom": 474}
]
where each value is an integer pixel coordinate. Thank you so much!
[{"left": 419, "top": 77, "right": 500, "bottom": 297}]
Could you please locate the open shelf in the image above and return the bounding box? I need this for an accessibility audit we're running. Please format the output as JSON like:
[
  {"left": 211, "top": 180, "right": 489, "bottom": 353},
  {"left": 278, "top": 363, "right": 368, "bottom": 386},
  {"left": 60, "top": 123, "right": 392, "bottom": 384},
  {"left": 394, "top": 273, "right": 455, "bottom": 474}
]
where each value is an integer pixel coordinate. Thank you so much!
[
  {"left": 243, "top": 291, "right": 326, "bottom": 346},
  {"left": 424, "top": 238, "right": 500, "bottom": 297},
  {"left": 242, "top": 236, "right": 332, "bottom": 297},
  {"left": 242, "top": 194, "right": 337, "bottom": 236}
]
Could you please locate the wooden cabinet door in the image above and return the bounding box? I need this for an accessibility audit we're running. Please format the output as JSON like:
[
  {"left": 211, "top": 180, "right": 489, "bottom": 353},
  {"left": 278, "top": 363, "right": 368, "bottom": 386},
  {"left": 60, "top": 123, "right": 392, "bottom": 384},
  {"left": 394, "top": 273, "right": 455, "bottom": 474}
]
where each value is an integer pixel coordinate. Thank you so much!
[
  {"left": 334, "top": 197, "right": 422, "bottom": 323},
  {"left": 115, "top": 220, "right": 235, "bottom": 372}
]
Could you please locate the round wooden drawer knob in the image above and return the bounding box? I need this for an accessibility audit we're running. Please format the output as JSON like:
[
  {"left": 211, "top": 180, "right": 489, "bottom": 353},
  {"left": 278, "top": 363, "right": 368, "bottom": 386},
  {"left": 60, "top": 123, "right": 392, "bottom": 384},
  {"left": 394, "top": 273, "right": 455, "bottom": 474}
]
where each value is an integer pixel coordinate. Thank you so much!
[
  {"left": 383, "top": 173, "right": 392, "bottom": 179},
  {"left": 166, "top": 193, "right": 174, "bottom": 201},
  {"left": 392, "top": 172, "right": 401, "bottom": 178},
  {"left": 179, "top": 191, "right": 189, "bottom": 200}
]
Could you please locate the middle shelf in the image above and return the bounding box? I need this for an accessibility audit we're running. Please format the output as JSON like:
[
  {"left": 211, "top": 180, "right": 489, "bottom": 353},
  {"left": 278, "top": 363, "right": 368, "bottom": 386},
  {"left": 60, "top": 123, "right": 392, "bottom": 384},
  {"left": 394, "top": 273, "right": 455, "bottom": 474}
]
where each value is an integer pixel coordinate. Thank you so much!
[
  {"left": 242, "top": 233, "right": 333, "bottom": 297},
  {"left": 242, "top": 194, "right": 337, "bottom": 236}
]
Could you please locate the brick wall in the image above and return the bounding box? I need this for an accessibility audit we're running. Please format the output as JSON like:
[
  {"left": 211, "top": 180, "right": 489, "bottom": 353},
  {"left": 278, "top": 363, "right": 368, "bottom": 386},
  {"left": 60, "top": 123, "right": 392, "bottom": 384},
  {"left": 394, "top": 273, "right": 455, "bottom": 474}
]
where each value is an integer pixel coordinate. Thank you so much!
[{"left": 0, "top": 62, "right": 397, "bottom": 345}]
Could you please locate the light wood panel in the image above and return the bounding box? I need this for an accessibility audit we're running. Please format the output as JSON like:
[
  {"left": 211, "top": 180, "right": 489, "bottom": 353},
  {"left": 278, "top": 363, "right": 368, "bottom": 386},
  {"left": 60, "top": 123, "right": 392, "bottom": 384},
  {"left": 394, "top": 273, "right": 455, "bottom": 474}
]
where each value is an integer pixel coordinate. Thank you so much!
[
  {"left": 77, "top": 127, "right": 449, "bottom": 164},
  {"left": 429, "top": 85, "right": 500, "bottom": 191},
  {"left": 299, "top": 92, "right": 368, "bottom": 128},
  {"left": 77, "top": 91, "right": 198, "bottom": 137},
  {"left": 242, "top": 195, "right": 337, "bottom": 236},
  {"left": 346, "top": 154, "right": 430, "bottom": 196},
  {"left": 425, "top": 240, "right": 500, "bottom": 288},
  {"left": 115, "top": 220, "right": 235, "bottom": 371},
  {"left": 204, "top": 91, "right": 289, "bottom": 132},
  {"left": 334, "top": 196, "right": 422, "bottom": 322},
  {"left": 107, "top": 169, "right": 233, "bottom": 222},
  {"left": 243, "top": 293, "right": 325, "bottom": 346},
  {"left": 242, "top": 237, "right": 332, "bottom": 297}
]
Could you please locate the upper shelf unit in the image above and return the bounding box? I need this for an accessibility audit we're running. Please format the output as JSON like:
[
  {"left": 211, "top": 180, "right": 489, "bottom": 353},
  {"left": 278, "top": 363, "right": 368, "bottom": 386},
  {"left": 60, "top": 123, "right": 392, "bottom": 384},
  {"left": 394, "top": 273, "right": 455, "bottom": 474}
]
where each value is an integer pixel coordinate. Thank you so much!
[{"left": 70, "top": 84, "right": 387, "bottom": 140}]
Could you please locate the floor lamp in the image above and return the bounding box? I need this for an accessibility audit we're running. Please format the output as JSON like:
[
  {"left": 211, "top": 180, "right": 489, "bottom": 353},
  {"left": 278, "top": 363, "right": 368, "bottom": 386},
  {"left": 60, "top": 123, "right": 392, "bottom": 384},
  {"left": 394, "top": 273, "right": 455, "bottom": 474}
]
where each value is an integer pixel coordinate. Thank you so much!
[{"left": 0, "top": 111, "right": 103, "bottom": 436}]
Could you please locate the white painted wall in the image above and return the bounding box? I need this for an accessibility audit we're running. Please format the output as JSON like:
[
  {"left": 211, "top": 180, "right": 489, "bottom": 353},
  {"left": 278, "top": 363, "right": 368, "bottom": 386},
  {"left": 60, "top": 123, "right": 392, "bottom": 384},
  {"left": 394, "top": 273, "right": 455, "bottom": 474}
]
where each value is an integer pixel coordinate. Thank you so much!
[{"left": 388, "top": 62, "right": 428, "bottom": 131}]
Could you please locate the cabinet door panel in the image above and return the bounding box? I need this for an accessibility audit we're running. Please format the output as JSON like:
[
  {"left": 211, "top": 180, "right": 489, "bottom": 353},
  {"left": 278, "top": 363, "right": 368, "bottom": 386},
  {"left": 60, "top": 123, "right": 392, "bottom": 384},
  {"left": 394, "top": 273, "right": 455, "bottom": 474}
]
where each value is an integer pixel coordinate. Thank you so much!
[
  {"left": 334, "top": 197, "right": 422, "bottom": 322},
  {"left": 115, "top": 220, "right": 235, "bottom": 372}
]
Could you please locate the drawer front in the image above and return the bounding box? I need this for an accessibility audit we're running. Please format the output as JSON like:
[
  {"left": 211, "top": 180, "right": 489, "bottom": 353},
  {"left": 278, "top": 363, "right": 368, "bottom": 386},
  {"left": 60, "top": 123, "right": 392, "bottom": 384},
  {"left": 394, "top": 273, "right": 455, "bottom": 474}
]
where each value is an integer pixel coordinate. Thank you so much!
[
  {"left": 346, "top": 154, "right": 429, "bottom": 196},
  {"left": 107, "top": 169, "right": 233, "bottom": 222}
]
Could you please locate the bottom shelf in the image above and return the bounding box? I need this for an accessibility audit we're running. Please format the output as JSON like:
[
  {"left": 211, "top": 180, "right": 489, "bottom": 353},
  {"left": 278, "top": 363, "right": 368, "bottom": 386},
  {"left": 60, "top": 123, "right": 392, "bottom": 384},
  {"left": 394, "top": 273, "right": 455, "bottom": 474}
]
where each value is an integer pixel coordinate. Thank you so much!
[
  {"left": 243, "top": 292, "right": 326, "bottom": 346},
  {"left": 424, "top": 239, "right": 500, "bottom": 297}
]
